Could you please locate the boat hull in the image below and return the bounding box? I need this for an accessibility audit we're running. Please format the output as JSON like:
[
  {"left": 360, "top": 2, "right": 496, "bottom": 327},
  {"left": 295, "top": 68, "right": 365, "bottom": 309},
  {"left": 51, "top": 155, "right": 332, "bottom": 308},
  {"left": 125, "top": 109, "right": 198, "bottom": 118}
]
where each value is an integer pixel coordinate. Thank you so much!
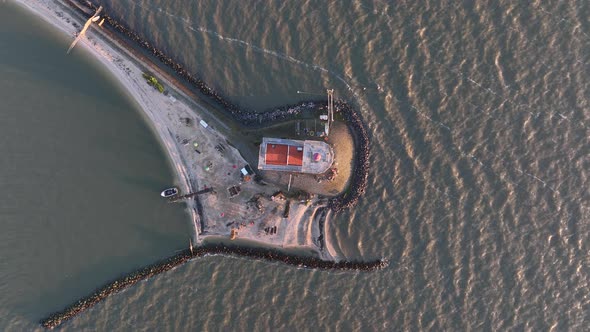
[{"left": 160, "top": 187, "right": 179, "bottom": 198}]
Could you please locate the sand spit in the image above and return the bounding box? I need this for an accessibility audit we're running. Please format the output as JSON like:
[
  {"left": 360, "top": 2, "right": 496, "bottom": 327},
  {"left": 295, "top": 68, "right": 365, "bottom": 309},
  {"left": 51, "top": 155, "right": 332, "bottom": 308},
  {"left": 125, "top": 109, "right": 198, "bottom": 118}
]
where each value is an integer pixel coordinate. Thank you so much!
[
  {"left": 14, "top": 0, "right": 372, "bottom": 248},
  {"left": 12, "top": 0, "right": 379, "bottom": 328},
  {"left": 40, "top": 244, "right": 388, "bottom": 329},
  {"left": 72, "top": 0, "right": 371, "bottom": 213}
]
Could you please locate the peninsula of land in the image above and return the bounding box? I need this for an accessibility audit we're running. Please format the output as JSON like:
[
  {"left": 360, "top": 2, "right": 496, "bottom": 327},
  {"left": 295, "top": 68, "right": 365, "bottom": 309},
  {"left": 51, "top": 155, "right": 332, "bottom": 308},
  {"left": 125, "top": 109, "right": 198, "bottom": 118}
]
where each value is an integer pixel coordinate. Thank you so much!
[
  {"left": 14, "top": 0, "right": 378, "bottom": 328},
  {"left": 15, "top": 0, "right": 370, "bottom": 261}
]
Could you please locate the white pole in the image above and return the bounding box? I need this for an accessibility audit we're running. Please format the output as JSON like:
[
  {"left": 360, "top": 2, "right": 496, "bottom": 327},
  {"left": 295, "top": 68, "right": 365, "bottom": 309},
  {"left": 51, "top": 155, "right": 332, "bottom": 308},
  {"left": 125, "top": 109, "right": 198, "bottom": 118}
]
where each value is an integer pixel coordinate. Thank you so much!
[{"left": 327, "top": 89, "right": 334, "bottom": 121}]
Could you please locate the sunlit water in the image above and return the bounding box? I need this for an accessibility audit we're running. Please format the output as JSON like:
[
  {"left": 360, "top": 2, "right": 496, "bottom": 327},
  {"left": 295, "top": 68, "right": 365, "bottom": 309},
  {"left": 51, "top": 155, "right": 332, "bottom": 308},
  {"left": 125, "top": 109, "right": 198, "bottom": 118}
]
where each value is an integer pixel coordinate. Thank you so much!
[{"left": 1, "top": 0, "right": 589, "bottom": 330}]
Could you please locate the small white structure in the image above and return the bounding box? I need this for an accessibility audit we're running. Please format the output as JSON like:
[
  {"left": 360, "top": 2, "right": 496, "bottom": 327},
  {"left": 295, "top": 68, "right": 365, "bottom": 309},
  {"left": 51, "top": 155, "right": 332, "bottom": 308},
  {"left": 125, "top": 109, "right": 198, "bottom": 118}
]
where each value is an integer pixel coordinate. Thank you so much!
[{"left": 199, "top": 120, "right": 208, "bottom": 128}]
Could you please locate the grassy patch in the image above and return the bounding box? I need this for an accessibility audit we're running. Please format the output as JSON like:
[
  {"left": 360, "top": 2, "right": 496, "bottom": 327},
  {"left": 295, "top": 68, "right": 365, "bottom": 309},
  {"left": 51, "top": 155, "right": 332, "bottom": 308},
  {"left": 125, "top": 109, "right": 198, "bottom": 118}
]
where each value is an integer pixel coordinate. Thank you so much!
[{"left": 142, "top": 72, "right": 165, "bottom": 93}]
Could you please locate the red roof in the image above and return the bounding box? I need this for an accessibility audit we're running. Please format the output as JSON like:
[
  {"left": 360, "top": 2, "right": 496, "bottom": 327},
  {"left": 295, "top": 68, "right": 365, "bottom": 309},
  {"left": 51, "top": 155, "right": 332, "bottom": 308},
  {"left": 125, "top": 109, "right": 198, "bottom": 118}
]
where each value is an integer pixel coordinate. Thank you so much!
[
  {"left": 287, "top": 146, "right": 303, "bottom": 166},
  {"left": 265, "top": 144, "right": 288, "bottom": 165},
  {"left": 264, "top": 144, "right": 303, "bottom": 166}
]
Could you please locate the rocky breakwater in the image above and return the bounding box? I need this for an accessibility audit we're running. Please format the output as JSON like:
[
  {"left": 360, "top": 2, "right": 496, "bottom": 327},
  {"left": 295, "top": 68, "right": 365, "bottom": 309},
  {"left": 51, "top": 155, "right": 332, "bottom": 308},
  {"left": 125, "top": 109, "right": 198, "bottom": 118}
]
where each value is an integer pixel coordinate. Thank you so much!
[
  {"left": 71, "top": 1, "right": 366, "bottom": 134},
  {"left": 328, "top": 101, "right": 370, "bottom": 212},
  {"left": 73, "top": 0, "right": 315, "bottom": 124},
  {"left": 40, "top": 244, "right": 387, "bottom": 329}
]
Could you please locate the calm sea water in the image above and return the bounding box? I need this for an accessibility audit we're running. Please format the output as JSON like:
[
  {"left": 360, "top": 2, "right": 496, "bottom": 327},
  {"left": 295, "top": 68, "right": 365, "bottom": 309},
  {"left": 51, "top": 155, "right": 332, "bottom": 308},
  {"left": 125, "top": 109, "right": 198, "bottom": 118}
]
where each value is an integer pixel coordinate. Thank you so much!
[
  {"left": 2, "top": 0, "right": 589, "bottom": 330},
  {"left": 0, "top": 3, "right": 189, "bottom": 330}
]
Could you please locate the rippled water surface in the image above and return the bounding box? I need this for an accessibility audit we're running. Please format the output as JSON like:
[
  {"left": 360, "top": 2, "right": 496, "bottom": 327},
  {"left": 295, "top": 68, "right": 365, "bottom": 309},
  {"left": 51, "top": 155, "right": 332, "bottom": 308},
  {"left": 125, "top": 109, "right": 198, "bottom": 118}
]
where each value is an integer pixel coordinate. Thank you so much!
[{"left": 2, "top": 0, "right": 589, "bottom": 330}]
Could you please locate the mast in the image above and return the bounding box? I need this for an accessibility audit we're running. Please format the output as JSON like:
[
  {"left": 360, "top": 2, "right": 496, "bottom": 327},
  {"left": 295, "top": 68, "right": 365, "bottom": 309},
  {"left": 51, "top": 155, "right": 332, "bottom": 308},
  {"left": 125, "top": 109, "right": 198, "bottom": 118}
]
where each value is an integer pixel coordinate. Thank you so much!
[
  {"left": 327, "top": 89, "right": 334, "bottom": 122},
  {"left": 326, "top": 89, "right": 334, "bottom": 135}
]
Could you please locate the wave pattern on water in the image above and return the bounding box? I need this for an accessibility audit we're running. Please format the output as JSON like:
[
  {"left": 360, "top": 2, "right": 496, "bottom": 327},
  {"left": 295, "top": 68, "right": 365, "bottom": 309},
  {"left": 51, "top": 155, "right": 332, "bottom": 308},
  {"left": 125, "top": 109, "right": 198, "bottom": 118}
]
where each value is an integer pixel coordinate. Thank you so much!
[
  {"left": 65, "top": 0, "right": 590, "bottom": 329},
  {"left": 41, "top": 244, "right": 387, "bottom": 329},
  {"left": 3, "top": 0, "right": 590, "bottom": 330}
]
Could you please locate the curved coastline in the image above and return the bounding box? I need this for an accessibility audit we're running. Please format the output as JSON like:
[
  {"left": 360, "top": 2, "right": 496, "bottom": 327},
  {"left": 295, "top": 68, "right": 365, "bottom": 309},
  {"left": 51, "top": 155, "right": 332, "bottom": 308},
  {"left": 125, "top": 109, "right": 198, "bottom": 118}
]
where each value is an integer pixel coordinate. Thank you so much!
[
  {"left": 40, "top": 244, "right": 388, "bottom": 329},
  {"left": 75, "top": 0, "right": 370, "bottom": 213},
  {"left": 17, "top": 0, "right": 377, "bottom": 328}
]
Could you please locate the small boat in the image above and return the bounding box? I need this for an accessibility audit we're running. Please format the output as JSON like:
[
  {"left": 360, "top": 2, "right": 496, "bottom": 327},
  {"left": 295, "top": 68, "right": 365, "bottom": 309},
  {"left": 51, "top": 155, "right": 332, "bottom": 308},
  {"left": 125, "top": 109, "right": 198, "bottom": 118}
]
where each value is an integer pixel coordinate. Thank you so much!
[{"left": 160, "top": 187, "right": 179, "bottom": 198}]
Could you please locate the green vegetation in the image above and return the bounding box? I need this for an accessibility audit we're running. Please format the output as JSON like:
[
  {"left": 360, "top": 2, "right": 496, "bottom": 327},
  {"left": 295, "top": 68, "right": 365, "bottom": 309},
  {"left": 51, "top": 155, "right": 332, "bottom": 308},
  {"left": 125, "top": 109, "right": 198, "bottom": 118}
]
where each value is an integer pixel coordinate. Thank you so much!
[{"left": 142, "top": 72, "right": 164, "bottom": 93}]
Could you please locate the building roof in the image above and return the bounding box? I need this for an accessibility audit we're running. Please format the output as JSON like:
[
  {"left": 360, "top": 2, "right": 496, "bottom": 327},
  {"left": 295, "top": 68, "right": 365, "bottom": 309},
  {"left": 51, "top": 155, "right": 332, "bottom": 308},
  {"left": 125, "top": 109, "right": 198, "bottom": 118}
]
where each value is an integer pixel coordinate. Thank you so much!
[
  {"left": 287, "top": 145, "right": 304, "bottom": 166},
  {"left": 257, "top": 138, "right": 333, "bottom": 174},
  {"left": 265, "top": 144, "right": 289, "bottom": 165}
]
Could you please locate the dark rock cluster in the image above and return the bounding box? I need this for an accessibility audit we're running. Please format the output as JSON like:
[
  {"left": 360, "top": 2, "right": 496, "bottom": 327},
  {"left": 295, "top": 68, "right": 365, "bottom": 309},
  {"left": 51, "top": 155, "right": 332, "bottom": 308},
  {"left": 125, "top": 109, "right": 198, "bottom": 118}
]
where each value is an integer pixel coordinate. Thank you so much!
[{"left": 40, "top": 244, "right": 387, "bottom": 329}]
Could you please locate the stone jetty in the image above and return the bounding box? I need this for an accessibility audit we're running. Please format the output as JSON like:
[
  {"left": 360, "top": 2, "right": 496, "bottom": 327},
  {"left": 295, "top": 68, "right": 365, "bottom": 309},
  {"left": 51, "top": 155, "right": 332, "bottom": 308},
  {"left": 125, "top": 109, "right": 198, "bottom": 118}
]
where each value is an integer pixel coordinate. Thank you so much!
[{"left": 41, "top": 244, "right": 387, "bottom": 329}]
